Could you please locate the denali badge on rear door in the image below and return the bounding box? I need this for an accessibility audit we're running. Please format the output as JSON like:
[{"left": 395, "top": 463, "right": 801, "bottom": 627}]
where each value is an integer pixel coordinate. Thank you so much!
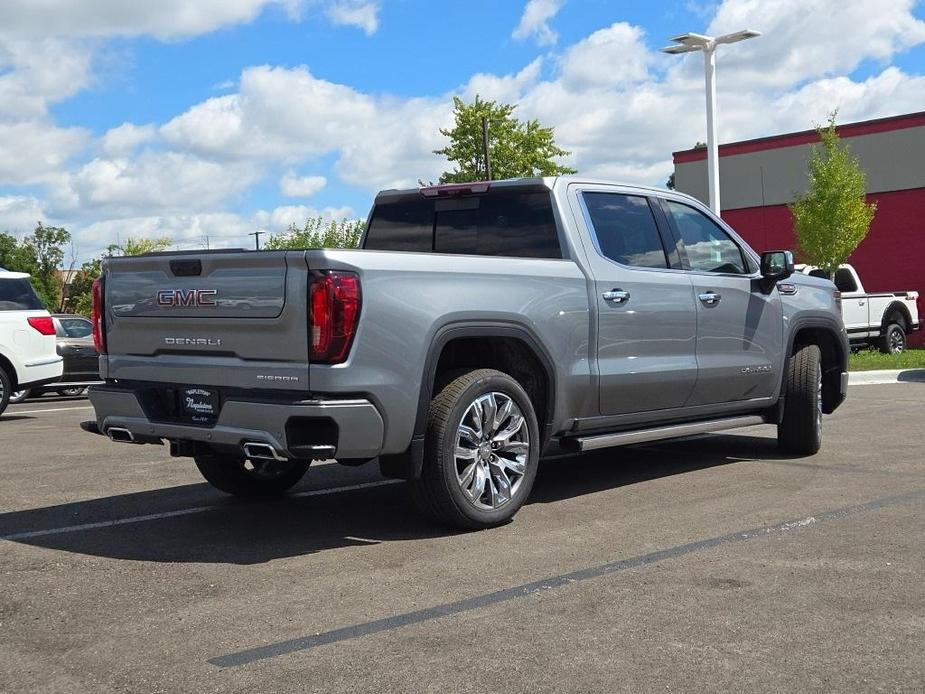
[{"left": 164, "top": 337, "right": 223, "bottom": 346}]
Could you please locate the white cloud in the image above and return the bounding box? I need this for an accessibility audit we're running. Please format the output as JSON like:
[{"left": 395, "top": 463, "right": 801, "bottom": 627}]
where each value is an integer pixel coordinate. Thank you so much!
[
  {"left": 325, "top": 1, "right": 379, "bottom": 35},
  {"left": 57, "top": 152, "right": 261, "bottom": 218},
  {"left": 161, "top": 65, "right": 376, "bottom": 161},
  {"left": 254, "top": 204, "right": 356, "bottom": 231},
  {"left": 0, "top": 1, "right": 303, "bottom": 40},
  {"left": 0, "top": 196, "right": 48, "bottom": 233},
  {"left": 280, "top": 173, "right": 327, "bottom": 197},
  {"left": 705, "top": 0, "right": 925, "bottom": 90},
  {"left": 0, "top": 121, "right": 88, "bottom": 186},
  {"left": 512, "top": 0, "right": 566, "bottom": 46},
  {"left": 0, "top": 38, "right": 93, "bottom": 119},
  {"left": 558, "top": 23, "right": 651, "bottom": 90},
  {"left": 100, "top": 123, "right": 159, "bottom": 156}
]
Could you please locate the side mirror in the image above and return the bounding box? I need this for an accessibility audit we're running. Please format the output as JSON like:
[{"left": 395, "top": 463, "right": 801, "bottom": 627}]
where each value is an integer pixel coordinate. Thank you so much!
[{"left": 760, "top": 250, "right": 794, "bottom": 282}]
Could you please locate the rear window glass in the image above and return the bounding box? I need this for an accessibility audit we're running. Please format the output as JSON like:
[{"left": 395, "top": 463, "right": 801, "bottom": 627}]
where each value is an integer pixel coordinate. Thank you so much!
[
  {"left": 57, "top": 317, "right": 93, "bottom": 338},
  {"left": 364, "top": 188, "right": 562, "bottom": 259},
  {"left": 0, "top": 278, "right": 44, "bottom": 311}
]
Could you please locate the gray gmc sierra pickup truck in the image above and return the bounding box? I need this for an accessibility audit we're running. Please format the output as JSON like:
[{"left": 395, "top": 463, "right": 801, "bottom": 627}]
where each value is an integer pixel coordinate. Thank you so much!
[{"left": 84, "top": 177, "right": 849, "bottom": 529}]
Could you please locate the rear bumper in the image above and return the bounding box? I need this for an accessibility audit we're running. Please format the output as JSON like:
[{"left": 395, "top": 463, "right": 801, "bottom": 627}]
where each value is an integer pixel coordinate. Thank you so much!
[
  {"left": 87, "top": 385, "right": 384, "bottom": 461},
  {"left": 18, "top": 357, "right": 64, "bottom": 389}
]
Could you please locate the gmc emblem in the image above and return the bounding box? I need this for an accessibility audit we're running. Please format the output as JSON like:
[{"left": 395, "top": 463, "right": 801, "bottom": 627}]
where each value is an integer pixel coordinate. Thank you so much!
[{"left": 157, "top": 289, "right": 217, "bottom": 307}]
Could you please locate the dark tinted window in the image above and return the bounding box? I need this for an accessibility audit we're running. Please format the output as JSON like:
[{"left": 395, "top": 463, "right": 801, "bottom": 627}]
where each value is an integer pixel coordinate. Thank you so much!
[
  {"left": 0, "top": 278, "right": 44, "bottom": 311},
  {"left": 364, "top": 196, "right": 433, "bottom": 252},
  {"left": 665, "top": 200, "right": 747, "bottom": 274},
  {"left": 364, "top": 189, "right": 562, "bottom": 258},
  {"left": 834, "top": 268, "right": 858, "bottom": 293},
  {"left": 583, "top": 193, "right": 667, "bottom": 268}
]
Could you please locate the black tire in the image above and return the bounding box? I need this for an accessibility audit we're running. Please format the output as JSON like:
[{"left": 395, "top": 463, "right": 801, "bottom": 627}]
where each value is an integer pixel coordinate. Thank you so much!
[
  {"left": 194, "top": 453, "right": 310, "bottom": 496},
  {"left": 409, "top": 368, "right": 540, "bottom": 530},
  {"left": 879, "top": 322, "right": 906, "bottom": 354},
  {"left": 778, "top": 344, "right": 822, "bottom": 455},
  {"left": 8, "top": 388, "right": 30, "bottom": 404},
  {"left": 0, "top": 368, "right": 11, "bottom": 416},
  {"left": 57, "top": 387, "right": 87, "bottom": 397}
]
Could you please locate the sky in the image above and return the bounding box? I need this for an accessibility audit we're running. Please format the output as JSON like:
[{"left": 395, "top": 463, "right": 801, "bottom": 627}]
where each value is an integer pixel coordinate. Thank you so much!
[{"left": 0, "top": 0, "right": 924, "bottom": 263}]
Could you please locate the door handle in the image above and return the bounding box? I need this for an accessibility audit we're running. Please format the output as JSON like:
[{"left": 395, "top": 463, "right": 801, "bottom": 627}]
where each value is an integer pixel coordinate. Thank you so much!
[
  {"left": 698, "top": 291, "right": 722, "bottom": 305},
  {"left": 602, "top": 289, "right": 630, "bottom": 304}
]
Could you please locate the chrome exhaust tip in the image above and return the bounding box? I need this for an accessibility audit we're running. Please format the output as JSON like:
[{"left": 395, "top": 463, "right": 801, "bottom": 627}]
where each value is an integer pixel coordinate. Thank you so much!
[
  {"left": 242, "top": 442, "right": 288, "bottom": 461},
  {"left": 107, "top": 427, "right": 135, "bottom": 443}
]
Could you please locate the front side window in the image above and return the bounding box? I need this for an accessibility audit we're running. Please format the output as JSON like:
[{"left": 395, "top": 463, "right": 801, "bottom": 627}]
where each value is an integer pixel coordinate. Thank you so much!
[
  {"left": 582, "top": 193, "right": 668, "bottom": 269},
  {"left": 665, "top": 200, "right": 747, "bottom": 274}
]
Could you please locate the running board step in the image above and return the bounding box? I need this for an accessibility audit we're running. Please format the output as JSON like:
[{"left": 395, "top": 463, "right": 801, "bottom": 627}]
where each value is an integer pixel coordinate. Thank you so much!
[{"left": 570, "top": 415, "right": 767, "bottom": 452}]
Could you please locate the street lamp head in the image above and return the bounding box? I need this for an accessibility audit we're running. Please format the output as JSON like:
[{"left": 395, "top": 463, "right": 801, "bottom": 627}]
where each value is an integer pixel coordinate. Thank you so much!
[
  {"left": 660, "top": 43, "right": 702, "bottom": 54},
  {"left": 668, "top": 32, "right": 712, "bottom": 47},
  {"left": 714, "top": 29, "right": 762, "bottom": 45}
]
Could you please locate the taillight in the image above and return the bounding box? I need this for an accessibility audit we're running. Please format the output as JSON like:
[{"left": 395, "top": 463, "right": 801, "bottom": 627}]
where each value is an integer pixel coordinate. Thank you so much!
[
  {"left": 27, "top": 316, "right": 56, "bottom": 335},
  {"left": 833, "top": 290, "right": 842, "bottom": 311},
  {"left": 91, "top": 278, "right": 107, "bottom": 354},
  {"left": 309, "top": 271, "right": 361, "bottom": 363}
]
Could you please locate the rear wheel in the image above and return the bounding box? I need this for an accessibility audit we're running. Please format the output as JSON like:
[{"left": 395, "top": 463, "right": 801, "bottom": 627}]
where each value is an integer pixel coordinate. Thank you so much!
[
  {"left": 778, "top": 344, "right": 822, "bottom": 455},
  {"left": 57, "top": 387, "right": 87, "bottom": 397},
  {"left": 879, "top": 322, "right": 906, "bottom": 354},
  {"left": 0, "top": 369, "right": 11, "bottom": 415},
  {"left": 194, "top": 453, "right": 310, "bottom": 496},
  {"left": 410, "top": 368, "right": 539, "bottom": 530}
]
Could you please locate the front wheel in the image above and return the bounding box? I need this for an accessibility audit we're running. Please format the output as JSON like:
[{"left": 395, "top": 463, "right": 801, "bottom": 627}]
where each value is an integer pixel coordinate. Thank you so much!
[
  {"left": 778, "top": 344, "right": 822, "bottom": 455},
  {"left": 194, "top": 453, "right": 310, "bottom": 496},
  {"left": 410, "top": 368, "right": 540, "bottom": 530},
  {"left": 57, "top": 387, "right": 87, "bottom": 397},
  {"left": 879, "top": 323, "right": 906, "bottom": 354}
]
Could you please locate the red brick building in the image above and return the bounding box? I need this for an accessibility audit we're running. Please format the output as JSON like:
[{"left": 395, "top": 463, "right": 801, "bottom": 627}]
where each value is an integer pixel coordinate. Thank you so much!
[{"left": 673, "top": 112, "right": 925, "bottom": 345}]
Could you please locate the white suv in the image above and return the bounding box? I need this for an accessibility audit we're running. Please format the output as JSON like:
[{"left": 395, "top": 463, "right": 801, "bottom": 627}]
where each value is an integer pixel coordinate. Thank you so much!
[{"left": 0, "top": 270, "right": 64, "bottom": 415}]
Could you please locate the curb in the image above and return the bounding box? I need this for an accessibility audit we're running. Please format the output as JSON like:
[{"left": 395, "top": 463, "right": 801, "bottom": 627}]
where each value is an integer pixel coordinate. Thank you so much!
[{"left": 849, "top": 368, "right": 925, "bottom": 386}]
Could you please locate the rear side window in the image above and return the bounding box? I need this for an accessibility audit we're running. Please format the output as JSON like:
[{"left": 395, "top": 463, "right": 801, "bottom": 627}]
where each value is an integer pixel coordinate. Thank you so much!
[
  {"left": 834, "top": 268, "right": 858, "bottom": 293},
  {"left": 364, "top": 188, "right": 562, "bottom": 259},
  {"left": 582, "top": 193, "right": 668, "bottom": 269},
  {"left": 0, "top": 278, "right": 44, "bottom": 311},
  {"left": 364, "top": 196, "right": 433, "bottom": 252}
]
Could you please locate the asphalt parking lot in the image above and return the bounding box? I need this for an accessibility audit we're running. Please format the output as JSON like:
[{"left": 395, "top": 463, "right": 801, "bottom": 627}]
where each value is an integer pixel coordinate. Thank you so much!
[{"left": 1, "top": 384, "right": 923, "bottom": 693}]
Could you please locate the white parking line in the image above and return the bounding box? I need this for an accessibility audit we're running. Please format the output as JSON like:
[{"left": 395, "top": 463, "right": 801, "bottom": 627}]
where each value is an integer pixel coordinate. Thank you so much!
[
  {"left": 7, "top": 405, "right": 95, "bottom": 415},
  {"left": 1, "top": 479, "right": 401, "bottom": 541}
]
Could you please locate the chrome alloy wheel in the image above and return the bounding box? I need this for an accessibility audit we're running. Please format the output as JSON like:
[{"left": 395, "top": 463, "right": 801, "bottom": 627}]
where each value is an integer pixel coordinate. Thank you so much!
[
  {"left": 815, "top": 362, "right": 823, "bottom": 445},
  {"left": 889, "top": 328, "right": 906, "bottom": 354},
  {"left": 454, "top": 391, "right": 530, "bottom": 511}
]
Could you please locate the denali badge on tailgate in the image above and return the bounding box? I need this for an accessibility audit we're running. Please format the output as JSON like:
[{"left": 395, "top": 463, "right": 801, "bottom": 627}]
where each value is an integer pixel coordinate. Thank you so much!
[{"left": 156, "top": 289, "right": 217, "bottom": 307}]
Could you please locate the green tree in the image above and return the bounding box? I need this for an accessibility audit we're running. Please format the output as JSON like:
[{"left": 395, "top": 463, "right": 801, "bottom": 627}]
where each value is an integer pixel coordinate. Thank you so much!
[
  {"left": 118, "top": 236, "right": 172, "bottom": 256},
  {"left": 0, "top": 223, "right": 71, "bottom": 309},
  {"left": 265, "top": 217, "right": 364, "bottom": 250},
  {"left": 789, "top": 114, "right": 877, "bottom": 278},
  {"left": 434, "top": 95, "right": 576, "bottom": 183}
]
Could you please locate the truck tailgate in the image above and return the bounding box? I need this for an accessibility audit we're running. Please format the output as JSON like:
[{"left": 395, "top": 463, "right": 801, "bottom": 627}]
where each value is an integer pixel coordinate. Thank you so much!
[{"left": 102, "top": 250, "right": 312, "bottom": 392}]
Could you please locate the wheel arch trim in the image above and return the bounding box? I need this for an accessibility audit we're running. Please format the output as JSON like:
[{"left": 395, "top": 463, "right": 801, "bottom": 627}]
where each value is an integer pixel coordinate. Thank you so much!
[{"left": 379, "top": 320, "right": 557, "bottom": 480}]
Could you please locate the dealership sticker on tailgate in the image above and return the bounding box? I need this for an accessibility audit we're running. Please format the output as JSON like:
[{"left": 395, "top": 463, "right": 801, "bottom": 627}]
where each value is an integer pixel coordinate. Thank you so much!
[{"left": 182, "top": 387, "right": 219, "bottom": 423}]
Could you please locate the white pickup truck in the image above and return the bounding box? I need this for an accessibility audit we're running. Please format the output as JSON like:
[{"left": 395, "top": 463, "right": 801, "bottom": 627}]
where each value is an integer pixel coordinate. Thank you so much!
[{"left": 796, "top": 263, "right": 920, "bottom": 353}]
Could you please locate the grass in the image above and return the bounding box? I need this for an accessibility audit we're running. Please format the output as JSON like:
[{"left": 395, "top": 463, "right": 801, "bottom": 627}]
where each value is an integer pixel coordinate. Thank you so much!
[{"left": 849, "top": 348, "right": 925, "bottom": 371}]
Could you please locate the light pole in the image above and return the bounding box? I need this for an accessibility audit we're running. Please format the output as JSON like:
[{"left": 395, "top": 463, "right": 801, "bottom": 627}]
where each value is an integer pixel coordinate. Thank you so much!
[{"left": 662, "top": 29, "right": 761, "bottom": 214}]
